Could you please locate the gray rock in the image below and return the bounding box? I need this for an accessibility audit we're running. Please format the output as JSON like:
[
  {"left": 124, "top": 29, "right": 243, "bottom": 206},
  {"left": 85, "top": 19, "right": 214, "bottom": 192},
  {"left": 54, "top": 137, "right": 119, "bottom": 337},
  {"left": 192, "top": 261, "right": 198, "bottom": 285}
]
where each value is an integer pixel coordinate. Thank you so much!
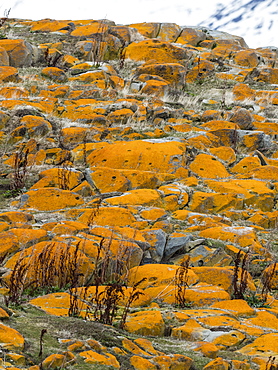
[
  {"left": 143, "top": 229, "right": 167, "bottom": 262},
  {"left": 164, "top": 234, "right": 193, "bottom": 260}
]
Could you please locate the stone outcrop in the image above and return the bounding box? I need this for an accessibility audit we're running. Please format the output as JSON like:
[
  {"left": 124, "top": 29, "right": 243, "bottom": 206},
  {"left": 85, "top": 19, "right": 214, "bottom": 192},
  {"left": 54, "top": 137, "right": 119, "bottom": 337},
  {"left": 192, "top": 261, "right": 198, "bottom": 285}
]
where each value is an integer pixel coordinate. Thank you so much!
[{"left": 0, "top": 16, "right": 278, "bottom": 370}]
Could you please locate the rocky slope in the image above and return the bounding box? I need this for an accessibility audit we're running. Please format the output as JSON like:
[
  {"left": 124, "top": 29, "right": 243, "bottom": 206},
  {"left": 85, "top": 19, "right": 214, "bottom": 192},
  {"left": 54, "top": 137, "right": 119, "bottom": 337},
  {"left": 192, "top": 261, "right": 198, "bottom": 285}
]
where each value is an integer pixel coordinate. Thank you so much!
[{"left": 0, "top": 17, "right": 278, "bottom": 370}]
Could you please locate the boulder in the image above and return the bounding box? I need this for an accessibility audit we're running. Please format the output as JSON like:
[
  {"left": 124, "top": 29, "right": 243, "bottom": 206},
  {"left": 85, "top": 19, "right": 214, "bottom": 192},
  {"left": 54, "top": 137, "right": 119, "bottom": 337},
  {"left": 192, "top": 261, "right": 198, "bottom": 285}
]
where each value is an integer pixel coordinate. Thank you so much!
[
  {"left": 0, "top": 39, "right": 34, "bottom": 67},
  {"left": 124, "top": 310, "right": 165, "bottom": 336},
  {"left": 18, "top": 188, "right": 84, "bottom": 211}
]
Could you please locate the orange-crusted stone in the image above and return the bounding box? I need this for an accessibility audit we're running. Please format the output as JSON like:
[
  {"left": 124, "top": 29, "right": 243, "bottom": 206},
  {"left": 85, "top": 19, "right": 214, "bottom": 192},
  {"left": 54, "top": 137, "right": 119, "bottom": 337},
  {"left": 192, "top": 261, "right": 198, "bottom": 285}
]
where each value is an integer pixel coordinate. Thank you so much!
[
  {"left": 152, "top": 354, "right": 193, "bottom": 370},
  {"left": 41, "top": 67, "right": 67, "bottom": 82},
  {"left": 125, "top": 39, "right": 188, "bottom": 63},
  {"left": 19, "top": 188, "right": 84, "bottom": 211},
  {"left": 125, "top": 310, "right": 165, "bottom": 336},
  {"left": 79, "top": 350, "right": 120, "bottom": 368},
  {"left": 134, "top": 63, "right": 187, "bottom": 86},
  {"left": 189, "top": 154, "right": 230, "bottom": 178},
  {"left": 238, "top": 333, "right": 278, "bottom": 357},
  {"left": 210, "top": 299, "right": 255, "bottom": 317},
  {"left": 0, "top": 39, "right": 33, "bottom": 67},
  {"left": 87, "top": 140, "right": 187, "bottom": 173},
  {"left": 0, "top": 66, "right": 20, "bottom": 82}
]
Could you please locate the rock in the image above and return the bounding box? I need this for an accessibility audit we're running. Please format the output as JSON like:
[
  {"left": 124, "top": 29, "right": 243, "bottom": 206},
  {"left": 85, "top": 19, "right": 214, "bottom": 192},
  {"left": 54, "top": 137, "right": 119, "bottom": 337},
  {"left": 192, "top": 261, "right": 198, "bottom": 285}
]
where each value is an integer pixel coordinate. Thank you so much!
[
  {"left": 228, "top": 107, "right": 254, "bottom": 130},
  {"left": 41, "top": 67, "right": 68, "bottom": 82},
  {"left": 130, "top": 356, "right": 157, "bottom": 370},
  {"left": 192, "top": 266, "right": 255, "bottom": 294},
  {"left": 134, "top": 63, "right": 187, "bottom": 87},
  {"left": 171, "top": 318, "right": 213, "bottom": 341},
  {"left": 75, "top": 206, "right": 137, "bottom": 227},
  {"left": 42, "top": 352, "right": 75, "bottom": 369},
  {"left": 163, "top": 232, "right": 193, "bottom": 260},
  {"left": 157, "top": 23, "right": 181, "bottom": 42},
  {"left": 189, "top": 191, "right": 243, "bottom": 214},
  {"left": 212, "top": 330, "right": 246, "bottom": 350},
  {"left": 79, "top": 350, "right": 120, "bottom": 368},
  {"left": 0, "top": 66, "right": 20, "bottom": 82},
  {"left": 125, "top": 39, "right": 189, "bottom": 63},
  {"left": 0, "top": 39, "right": 34, "bottom": 67},
  {"left": 152, "top": 354, "right": 193, "bottom": 370},
  {"left": 29, "top": 292, "right": 87, "bottom": 317},
  {"left": 0, "top": 211, "right": 34, "bottom": 224},
  {"left": 177, "top": 27, "right": 208, "bottom": 46},
  {"left": 12, "top": 115, "right": 52, "bottom": 139},
  {"left": 0, "top": 46, "right": 9, "bottom": 65},
  {"left": 104, "top": 189, "right": 163, "bottom": 207},
  {"left": 124, "top": 310, "right": 165, "bottom": 336},
  {"left": 133, "top": 338, "right": 163, "bottom": 356},
  {"left": 194, "top": 342, "right": 219, "bottom": 359},
  {"left": 189, "top": 154, "right": 230, "bottom": 179},
  {"left": 122, "top": 338, "right": 152, "bottom": 356},
  {"left": 233, "top": 83, "right": 255, "bottom": 101},
  {"left": 209, "top": 146, "right": 236, "bottom": 164},
  {"left": 205, "top": 179, "right": 275, "bottom": 212},
  {"left": 144, "top": 283, "right": 230, "bottom": 306},
  {"left": 127, "top": 263, "right": 199, "bottom": 289},
  {"left": 199, "top": 226, "right": 268, "bottom": 256},
  {"left": 141, "top": 228, "right": 167, "bottom": 262},
  {"left": 0, "top": 323, "right": 24, "bottom": 351},
  {"left": 238, "top": 333, "right": 278, "bottom": 357},
  {"left": 128, "top": 23, "right": 161, "bottom": 38},
  {"left": 204, "top": 357, "right": 230, "bottom": 370},
  {"left": 18, "top": 188, "right": 84, "bottom": 211},
  {"left": 87, "top": 140, "right": 187, "bottom": 174},
  {"left": 233, "top": 50, "right": 260, "bottom": 67},
  {"left": 210, "top": 299, "right": 255, "bottom": 317},
  {"left": 31, "top": 168, "right": 83, "bottom": 190}
]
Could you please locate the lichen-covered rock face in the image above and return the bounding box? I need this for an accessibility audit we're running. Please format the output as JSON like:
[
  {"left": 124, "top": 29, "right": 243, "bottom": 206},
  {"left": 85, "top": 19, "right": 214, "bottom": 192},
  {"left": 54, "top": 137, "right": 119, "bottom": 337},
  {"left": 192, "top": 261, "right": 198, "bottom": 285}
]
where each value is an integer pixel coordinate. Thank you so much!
[
  {"left": 125, "top": 39, "right": 189, "bottom": 63},
  {"left": 87, "top": 140, "right": 187, "bottom": 173},
  {"left": 1, "top": 17, "right": 278, "bottom": 370},
  {"left": 0, "top": 39, "right": 34, "bottom": 67},
  {"left": 18, "top": 188, "right": 84, "bottom": 211}
]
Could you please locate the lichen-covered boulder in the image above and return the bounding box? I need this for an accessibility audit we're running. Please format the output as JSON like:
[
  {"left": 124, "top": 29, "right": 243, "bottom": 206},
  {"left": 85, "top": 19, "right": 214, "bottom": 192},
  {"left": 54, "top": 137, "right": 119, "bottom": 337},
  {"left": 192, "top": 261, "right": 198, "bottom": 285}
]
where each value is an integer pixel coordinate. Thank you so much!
[
  {"left": 125, "top": 39, "right": 189, "bottom": 63},
  {"left": 0, "top": 39, "right": 34, "bottom": 67},
  {"left": 0, "top": 323, "right": 25, "bottom": 351},
  {"left": 41, "top": 67, "right": 68, "bottom": 82},
  {"left": 0, "top": 66, "right": 20, "bottom": 82},
  {"left": 238, "top": 333, "right": 278, "bottom": 357},
  {"left": 125, "top": 310, "right": 165, "bottom": 336},
  {"left": 87, "top": 140, "right": 187, "bottom": 173},
  {"left": 18, "top": 188, "right": 84, "bottom": 211},
  {"left": 134, "top": 63, "right": 187, "bottom": 86},
  {"left": 189, "top": 154, "right": 230, "bottom": 178}
]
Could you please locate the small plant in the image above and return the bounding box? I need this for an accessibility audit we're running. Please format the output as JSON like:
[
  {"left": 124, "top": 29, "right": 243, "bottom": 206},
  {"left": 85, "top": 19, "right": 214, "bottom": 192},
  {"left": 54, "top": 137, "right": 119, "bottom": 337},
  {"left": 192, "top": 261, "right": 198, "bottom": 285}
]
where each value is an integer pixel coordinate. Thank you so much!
[
  {"left": 261, "top": 262, "right": 277, "bottom": 301},
  {"left": 118, "top": 45, "right": 127, "bottom": 70},
  {"left": 119, "top": 278, "right": 146, "bottom": 330},
  {"left": 38, "top": 329, "right": 47, "bottom": 359},
  {"left": 57, "top": 162, "right": 72, "bottom": 190},
  {"left": 3, "top": 189, "right": 21, "bottom": 198},
  {"left": 68, "top": 236, "right": 145, "bottom": 328},
  {"left": 232, "top": 250, "right": 249, "bottom": 300},
  {"left": 10, "top": 146, "right": 31, "bottom": 194},
  {"left": 231, "top": 129, "right": 239, "bottom": 153},
  {"left": 4, "top": 242, "right": 85, "bottom": 307},
  {"left": 265, "top": 356, "right": 277, "bottom": 370},
  {"left": 244, "top": 291, "right": 270, "bottom": 308},
  {"left": 174, "top": 256, "right": 191, "bottom": 308},
  {"left": 91, "top": 21, "right": 108, "bottom": 67},
  {"left": 0, "top": 8, "right": 11, "bottom": 39}
]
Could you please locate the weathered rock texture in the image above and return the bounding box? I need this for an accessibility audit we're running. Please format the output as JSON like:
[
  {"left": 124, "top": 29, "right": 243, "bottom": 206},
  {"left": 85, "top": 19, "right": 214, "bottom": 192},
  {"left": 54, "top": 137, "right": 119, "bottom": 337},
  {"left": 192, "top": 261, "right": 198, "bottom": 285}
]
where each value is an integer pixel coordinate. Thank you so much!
[{"left": 0, "top": 16, "right": 278, "bottom": 370}]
